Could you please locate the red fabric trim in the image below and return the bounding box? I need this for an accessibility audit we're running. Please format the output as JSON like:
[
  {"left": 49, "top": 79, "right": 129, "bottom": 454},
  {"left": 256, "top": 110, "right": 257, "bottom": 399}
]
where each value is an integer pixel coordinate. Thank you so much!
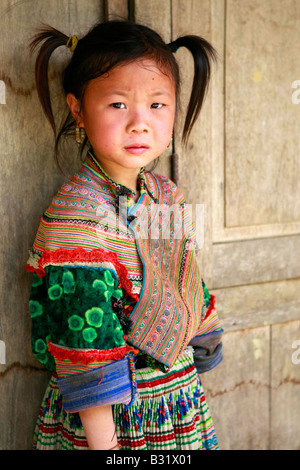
[
  {"left": 24, "top": 263, "right": 45, "bottom": 278},
  {"left": 36, "top": 422, "right": 88, "bottom": 447},
  {"left": 203, "top": 294, "right": 216, "bottom": 321},
  {"left": 137, "top": 364, "right": 195, "bottom": 390},
  {"left": 48, "top": 341, "right": 137, "bottom": 365},
  {"left": 26, "top": 247, "right": 139, "bottom": 300}
]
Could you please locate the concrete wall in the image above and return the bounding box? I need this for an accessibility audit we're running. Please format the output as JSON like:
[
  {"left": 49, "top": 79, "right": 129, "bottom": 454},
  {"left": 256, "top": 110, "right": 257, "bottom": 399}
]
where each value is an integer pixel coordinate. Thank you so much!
[{"left": 0, "top": 0, "right": 299, "bottom": 450}]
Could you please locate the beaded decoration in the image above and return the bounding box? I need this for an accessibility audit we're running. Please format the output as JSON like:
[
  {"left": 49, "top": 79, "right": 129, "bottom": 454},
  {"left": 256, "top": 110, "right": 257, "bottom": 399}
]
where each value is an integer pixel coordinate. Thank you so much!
[{"left": 75, "top": 126, "right": 86, "bottom": 145}]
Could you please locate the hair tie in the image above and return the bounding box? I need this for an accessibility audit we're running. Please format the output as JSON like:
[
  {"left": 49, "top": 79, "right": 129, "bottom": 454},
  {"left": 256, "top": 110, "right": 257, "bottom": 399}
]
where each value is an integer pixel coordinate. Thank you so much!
[
  {"left": 66, "top": 35, "right": 78, "bottom": 52},
  {"left": 168, "top": 40, "right": 179, "bottom": 53}
]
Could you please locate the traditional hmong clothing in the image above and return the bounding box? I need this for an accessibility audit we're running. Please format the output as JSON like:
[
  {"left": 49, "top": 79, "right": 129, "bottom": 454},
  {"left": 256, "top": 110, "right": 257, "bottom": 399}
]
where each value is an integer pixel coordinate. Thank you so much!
[{"left": 25, "top": 151, "right": 223, "bottom": 450}]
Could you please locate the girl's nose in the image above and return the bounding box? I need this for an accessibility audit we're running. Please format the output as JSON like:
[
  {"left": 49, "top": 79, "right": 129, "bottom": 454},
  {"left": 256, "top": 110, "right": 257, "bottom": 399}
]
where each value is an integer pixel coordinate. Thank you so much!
[{"left": 126, "top": 111, "right": 149, "bottom": 134}]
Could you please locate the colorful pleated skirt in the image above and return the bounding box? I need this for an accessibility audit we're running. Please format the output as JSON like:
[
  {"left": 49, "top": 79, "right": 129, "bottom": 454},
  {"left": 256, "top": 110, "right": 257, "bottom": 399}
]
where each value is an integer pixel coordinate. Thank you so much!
[{"left": 32, "top": 348, "right": 218, "bottom": 450}]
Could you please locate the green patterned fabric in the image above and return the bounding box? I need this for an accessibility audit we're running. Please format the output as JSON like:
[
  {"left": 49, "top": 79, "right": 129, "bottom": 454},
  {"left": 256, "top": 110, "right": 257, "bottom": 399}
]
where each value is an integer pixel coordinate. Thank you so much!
[
  {"left": 201, "top": 278, "right": 211, "bottom": 308},
  {"left": 29, "top": 266, "right": 128, "bottom": 370}
]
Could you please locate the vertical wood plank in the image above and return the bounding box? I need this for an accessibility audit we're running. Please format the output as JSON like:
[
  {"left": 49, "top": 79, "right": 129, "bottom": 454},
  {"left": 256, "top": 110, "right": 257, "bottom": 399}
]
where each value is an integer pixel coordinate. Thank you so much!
[
  {"left": 201, "top": 327, "right": 270, "bottom": 449},
  {"left": 172, "top": 0, "right": 214, "bottom": 284},
  {"left": 104, "top": 0, "right": 128, "bottom": 20},
  {"left": 225, "top": 0, "right": 300, "bottom": 228},
  {"left": 211, "top": 0, "right": 225, "bottom": 245},
  {"left": 0, "top": 367, "right": 51, "bottom": 449},
  {"left": 270, "top": 320, "right": 300, "bottom": 449},
  {"left": 134, "top": 0, "right": 171, "bottom": 40}
]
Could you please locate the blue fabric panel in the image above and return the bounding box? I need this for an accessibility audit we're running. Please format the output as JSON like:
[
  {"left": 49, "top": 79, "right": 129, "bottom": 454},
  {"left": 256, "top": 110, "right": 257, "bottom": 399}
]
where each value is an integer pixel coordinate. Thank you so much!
[
  {"left": 192, "top": 342, "right": 223, "bottom": 374},
  {"left": 57, "top": 356, "right": 133, "bottom": 412}
]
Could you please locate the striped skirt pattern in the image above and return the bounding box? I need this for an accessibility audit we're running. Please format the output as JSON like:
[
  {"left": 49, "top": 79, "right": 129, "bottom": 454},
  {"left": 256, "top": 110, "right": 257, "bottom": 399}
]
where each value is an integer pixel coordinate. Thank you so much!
[{"left": 32, "top": 348, "right": 218, "bottom": 450}]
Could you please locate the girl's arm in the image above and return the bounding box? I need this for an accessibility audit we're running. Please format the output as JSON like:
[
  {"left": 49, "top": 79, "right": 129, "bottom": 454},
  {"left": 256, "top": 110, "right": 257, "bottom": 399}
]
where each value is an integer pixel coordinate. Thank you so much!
[
  {"left": 26, "top": 253, "right": 134, "bottom": 452},
  {"left": 79, "top": 405, "right": 120, "bottom": 450}
]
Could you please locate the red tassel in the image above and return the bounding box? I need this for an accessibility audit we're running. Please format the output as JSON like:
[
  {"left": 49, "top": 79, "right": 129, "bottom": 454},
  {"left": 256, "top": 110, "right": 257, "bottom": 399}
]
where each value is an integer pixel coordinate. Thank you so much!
[{"left": 24, "top": 263, "right": 46, "bottom": 277}]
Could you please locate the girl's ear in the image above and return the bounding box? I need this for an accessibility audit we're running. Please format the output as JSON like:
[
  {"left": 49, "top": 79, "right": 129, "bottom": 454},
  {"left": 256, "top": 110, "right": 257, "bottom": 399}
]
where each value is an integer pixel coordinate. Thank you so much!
[{"left": 66, "top": 93, "right": 84, "bottom": 127}]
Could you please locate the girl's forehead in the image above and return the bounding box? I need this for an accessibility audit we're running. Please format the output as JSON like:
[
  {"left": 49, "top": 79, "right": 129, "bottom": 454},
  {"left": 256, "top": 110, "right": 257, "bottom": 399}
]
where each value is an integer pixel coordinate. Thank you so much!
[{"left": 89, "top": 58, "right": 175, "bottom": 93}]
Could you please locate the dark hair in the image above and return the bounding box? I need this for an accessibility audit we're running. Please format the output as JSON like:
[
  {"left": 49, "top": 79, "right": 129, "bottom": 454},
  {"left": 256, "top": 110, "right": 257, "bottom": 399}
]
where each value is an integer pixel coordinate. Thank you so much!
[{"left": 30, "top": 20, "right": 217, "bottom": 166}]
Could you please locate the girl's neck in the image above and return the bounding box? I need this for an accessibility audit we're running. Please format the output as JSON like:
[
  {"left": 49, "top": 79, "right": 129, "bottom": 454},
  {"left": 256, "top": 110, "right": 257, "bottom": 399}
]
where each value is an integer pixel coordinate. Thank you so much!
[{"left": 95, "top": 157, "right": 141, "bottom": 193}]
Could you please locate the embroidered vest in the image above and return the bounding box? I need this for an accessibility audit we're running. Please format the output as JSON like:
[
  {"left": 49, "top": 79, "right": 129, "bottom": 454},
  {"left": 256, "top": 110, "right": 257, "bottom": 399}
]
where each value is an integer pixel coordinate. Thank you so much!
[{"left": 28, "top": 153, "right": 206, "bottom": 367}]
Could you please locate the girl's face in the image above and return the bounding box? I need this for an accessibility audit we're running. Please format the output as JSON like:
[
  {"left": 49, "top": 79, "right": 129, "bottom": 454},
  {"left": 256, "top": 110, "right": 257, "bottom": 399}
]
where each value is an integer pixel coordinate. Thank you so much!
[{"left": 67, "top": 58, "right": 176, "bottom": 180}]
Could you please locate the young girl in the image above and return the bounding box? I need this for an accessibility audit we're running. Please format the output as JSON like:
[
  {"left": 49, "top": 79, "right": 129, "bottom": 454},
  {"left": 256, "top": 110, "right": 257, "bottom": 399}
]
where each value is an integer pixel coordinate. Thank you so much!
[{"left": 25, "top": 20, "right": 223, "bottom": 451}]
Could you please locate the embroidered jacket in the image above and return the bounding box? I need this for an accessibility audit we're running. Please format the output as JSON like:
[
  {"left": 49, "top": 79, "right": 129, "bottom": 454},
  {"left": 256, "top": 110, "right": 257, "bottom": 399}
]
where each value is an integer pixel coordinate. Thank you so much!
[{"left": 25, "top": 151, "right": 223, "bottom": 412}]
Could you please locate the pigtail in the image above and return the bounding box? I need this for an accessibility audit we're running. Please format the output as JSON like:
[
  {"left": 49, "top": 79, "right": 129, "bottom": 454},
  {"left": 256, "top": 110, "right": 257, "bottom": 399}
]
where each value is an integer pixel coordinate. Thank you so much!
[
  {"left": 170, "top": 36, "right": 217, "bottom": 144},
  {"left": 30, "top": 26, "right": 69, "bottom": 133}
]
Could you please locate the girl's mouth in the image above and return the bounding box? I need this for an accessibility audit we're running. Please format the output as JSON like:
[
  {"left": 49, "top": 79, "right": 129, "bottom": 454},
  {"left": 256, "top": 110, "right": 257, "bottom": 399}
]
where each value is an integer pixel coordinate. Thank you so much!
[{"left": 124, "top": 144, "right": 150, "bottom": 154}]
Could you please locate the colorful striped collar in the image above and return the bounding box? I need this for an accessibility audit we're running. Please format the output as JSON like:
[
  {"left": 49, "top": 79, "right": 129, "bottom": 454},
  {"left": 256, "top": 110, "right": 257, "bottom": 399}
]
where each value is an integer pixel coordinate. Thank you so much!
[{"left": 86, "top": 150, "right": 146, "bottom": 199}]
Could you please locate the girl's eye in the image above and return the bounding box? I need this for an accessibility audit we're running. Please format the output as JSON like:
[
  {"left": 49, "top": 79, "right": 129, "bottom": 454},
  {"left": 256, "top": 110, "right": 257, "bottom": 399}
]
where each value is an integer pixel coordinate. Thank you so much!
[
  {"left": 110, "top": 102, "right": 126, "bottom": 109},
  {"left": 151, "top": 103, "right": 164, "bottom": 109}
]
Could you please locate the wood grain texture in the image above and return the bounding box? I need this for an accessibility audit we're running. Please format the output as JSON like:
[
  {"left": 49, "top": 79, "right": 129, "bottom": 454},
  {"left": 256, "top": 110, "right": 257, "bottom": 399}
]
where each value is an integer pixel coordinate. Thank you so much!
[
  {"left": 201, "top": 327, "right": 270, "bottom": 449},
  {"left": 172, "top": 0, "right": 215, "bottom": 285},
  {"left": 212, "top": 278, "right": 300, "bottom": 332},
  {"left": 225, "top": 0, "right": 300, "bottom": 228},
  {"left": 212, "top": 235, "right": 300, "bottom": 288},
  {"left": 270, "top": 320, "right": 300, "bottom": 449},
  {"left": 104, "top": 0, "right": 128, "bottom": 20},
  {"left": 212, "top": 0, "right": 300, "bottom": 243}
]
